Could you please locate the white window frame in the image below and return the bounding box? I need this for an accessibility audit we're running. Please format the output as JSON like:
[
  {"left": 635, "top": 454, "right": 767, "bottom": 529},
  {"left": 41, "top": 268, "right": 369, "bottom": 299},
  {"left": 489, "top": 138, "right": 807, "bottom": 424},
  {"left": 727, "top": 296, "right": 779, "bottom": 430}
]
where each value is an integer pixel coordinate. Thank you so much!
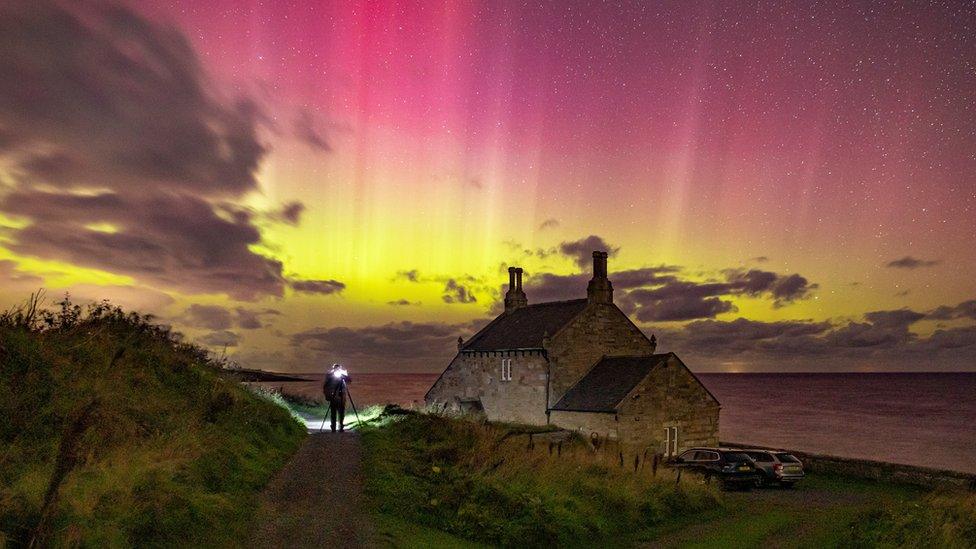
[
  {"left": 664, "top": 426, "right": 678, "bottom": 456},
  {"left": 500, "top": 358, "right": 513, "bottom": 381}
]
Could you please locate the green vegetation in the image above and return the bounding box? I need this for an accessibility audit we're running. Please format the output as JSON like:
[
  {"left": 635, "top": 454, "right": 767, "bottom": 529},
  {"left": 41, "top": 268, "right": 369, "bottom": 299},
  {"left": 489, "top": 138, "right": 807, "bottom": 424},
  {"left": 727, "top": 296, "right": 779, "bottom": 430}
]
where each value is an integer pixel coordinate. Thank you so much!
[
  {"left": 359, "top": 411, "right": 720, "bottom": 546},
  {"left": 850, "top": 490, "right": 976, "bottom": 548},
  {"left": 357, "top": 411, "right": 975, "bottom": 548},
  {"left": 0, "top": 295, "right": 306, "bottom": 547}
]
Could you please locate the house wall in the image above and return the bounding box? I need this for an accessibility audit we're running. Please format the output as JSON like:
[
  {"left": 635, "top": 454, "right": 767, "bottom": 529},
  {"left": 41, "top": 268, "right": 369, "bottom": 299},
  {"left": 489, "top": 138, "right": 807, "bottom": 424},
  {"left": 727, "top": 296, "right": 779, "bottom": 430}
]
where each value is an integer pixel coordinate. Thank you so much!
[
  {"left": 424, "top": 350, "right": 549, "bottom": 425},
  {"left": 547, "top": 303, "right": 654, "bottom": 406},
  {"left": 548, "top": 410, "right": 619, "bottom": 440},
  {"left": 616, "top": 355, "right": 720, "bottom": 453},
  {"left": 549, "top": 355, "right": 719, "bottom": 454}
]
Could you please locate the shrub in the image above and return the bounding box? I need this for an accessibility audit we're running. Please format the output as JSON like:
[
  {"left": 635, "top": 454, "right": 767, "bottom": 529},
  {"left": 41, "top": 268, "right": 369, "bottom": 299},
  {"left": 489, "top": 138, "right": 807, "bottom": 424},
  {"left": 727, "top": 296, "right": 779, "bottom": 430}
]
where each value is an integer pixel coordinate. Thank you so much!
[{"left": 0, "top": 295, "right": 306, "bottom": 546}]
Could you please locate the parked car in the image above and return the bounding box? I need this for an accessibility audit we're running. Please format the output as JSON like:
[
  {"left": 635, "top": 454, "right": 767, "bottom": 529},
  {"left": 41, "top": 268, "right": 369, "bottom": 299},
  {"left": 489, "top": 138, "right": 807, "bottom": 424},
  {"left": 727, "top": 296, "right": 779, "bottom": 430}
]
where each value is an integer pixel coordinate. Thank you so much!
[
  {"left": 741, "top": 449, "right": 805, "bottom": 487},
  {"left": 672, "top": 448, "right": 758, "bottom": 489}
]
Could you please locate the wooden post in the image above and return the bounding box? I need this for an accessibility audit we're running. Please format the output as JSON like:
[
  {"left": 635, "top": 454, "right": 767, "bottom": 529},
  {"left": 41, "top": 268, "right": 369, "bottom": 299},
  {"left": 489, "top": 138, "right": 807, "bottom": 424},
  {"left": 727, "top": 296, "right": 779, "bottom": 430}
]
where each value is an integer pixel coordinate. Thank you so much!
[
  {"left": 652, "top": 454, "right": 660, "bottom": 477},
  {"left": 633, "top": 454, "right": 639, "bottom": 472},
  {"left": 557, "top": 441, "right": 563, "bottom": 456},
  {"left": 676, "top": 468, "right": 681, "bottom": 485}
]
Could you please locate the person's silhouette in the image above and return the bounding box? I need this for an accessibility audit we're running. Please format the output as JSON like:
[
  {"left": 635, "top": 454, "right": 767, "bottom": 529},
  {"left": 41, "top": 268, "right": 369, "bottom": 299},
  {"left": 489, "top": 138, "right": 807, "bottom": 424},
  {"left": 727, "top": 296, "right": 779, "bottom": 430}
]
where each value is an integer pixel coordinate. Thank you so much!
[{"left": 322, "top": 363, "right": 351, "bottom": 432}]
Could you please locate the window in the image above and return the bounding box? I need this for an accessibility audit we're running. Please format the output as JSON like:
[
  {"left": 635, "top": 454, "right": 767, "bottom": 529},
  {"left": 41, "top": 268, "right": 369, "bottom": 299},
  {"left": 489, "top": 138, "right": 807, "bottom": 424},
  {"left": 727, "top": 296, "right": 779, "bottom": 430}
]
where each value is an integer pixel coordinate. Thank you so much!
[
  {"left": 694, "top": 451, "right": 719, "bottom": 461},
  {"left": 500, "top": 358, "right": 513, "bottom": 381},
  {"left": 747, "top": 452, "right": 774, "bottom": 463},
  {"left": 775, "top": 453, "right": 800, "bottom": 463},
  {"left": 663, "top": 426, "right": 678, "bottom": 456}
]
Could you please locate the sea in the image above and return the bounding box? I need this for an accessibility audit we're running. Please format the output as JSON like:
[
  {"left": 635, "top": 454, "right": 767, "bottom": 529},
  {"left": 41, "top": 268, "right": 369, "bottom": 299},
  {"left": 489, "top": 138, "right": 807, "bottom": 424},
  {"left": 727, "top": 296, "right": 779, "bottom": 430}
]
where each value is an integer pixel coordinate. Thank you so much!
[{"left": 254, "top": 371, "right": 976, "bottom": 474}]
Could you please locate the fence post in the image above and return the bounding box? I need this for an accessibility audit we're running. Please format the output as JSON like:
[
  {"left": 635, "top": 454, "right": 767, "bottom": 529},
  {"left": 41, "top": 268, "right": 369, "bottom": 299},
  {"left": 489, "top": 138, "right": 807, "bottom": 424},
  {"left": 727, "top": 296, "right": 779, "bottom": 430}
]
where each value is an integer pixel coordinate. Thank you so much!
[{"left": 652, "top": 454, "right": 660, "bottom": 477}]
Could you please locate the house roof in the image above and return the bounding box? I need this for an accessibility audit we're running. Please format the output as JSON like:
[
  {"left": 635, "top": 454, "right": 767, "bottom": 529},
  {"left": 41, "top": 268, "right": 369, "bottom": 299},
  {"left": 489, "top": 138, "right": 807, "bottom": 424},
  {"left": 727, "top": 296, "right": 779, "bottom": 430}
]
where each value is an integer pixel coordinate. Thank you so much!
[
  {"left": 550, "top": 354, "right": 670, "bottom": 413},
  {"left": 461, "top": 299, "right": 589, "bottom": 351}
]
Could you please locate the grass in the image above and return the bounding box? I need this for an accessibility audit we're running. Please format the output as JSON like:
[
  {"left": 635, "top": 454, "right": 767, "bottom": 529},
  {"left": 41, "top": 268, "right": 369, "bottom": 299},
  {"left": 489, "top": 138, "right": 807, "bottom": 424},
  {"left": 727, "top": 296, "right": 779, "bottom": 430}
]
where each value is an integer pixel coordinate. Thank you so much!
[
  {"left": 358, "top": 411, "right": 721, "bottom": 547},
  {"left": 0, "top": 295, "right": 306, "bottom": 547},
  {"left": 352, "top": 409, "right": 975, "bottom": 548},
  {"left": 849, "top": 490, "right": 976, "bottom": 548}
]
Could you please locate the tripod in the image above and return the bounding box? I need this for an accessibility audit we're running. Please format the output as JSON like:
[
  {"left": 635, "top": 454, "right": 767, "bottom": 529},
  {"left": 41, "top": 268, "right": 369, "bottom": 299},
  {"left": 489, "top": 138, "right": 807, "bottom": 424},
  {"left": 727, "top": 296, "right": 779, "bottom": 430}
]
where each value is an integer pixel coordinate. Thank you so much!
[{"left": 319, "top": 378, "right": 362, "bottom": 432}]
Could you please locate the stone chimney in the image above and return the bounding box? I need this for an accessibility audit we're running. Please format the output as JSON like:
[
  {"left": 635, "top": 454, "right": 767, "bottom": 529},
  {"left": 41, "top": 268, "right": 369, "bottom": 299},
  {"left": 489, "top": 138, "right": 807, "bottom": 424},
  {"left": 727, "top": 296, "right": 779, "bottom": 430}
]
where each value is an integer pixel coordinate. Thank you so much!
[
  {"left": 586, "top": 251, "right": 613, "bottom": 304},
  {"left": 504, "top": 266, "right": 528, "bottom": 312}
]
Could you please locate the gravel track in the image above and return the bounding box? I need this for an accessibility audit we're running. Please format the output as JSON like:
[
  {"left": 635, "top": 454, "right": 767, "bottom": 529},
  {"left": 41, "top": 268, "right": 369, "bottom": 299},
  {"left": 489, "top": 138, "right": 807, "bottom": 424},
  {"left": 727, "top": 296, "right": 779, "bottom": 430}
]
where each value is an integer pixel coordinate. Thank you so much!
[{"left": 250, "top": 432, "right": 370, "bottom": 548}]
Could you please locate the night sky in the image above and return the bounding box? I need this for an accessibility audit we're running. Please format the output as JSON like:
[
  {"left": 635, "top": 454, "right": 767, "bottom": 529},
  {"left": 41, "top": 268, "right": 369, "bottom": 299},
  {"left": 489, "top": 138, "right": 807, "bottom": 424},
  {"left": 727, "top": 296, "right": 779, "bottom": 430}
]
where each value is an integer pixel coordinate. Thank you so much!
[{"left": 1, "top": 0, "right": 974, "bottom": 372}]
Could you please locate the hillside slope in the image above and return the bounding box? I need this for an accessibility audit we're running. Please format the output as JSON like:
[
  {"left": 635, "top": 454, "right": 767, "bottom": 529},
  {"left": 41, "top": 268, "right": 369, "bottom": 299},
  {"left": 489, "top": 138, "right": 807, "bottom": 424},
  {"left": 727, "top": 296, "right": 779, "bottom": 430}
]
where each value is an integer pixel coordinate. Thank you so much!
[{"left": 0, "top": 298, "right": 306, "bottom": 547}]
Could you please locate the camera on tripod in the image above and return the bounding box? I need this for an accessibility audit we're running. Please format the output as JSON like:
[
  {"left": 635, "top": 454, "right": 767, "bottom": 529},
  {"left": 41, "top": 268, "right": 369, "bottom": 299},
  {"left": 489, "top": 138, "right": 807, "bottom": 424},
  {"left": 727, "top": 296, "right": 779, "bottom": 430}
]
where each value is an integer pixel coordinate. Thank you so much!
[{"left": 320, "top": 363, "right": 359, "bottom": 432}]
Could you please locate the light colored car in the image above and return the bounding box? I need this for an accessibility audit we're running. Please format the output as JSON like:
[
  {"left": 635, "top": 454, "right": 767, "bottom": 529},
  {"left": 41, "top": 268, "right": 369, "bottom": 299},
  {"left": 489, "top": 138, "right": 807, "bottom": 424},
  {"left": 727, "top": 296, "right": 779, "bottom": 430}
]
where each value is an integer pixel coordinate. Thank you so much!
[{"left": 742, "top": 449, "right": 805, "bottom": 487}]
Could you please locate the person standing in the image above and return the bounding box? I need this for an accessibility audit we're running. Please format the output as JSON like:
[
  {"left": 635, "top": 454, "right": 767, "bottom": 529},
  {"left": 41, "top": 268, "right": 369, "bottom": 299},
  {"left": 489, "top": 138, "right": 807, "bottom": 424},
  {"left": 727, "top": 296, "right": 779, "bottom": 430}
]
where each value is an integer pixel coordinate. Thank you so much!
[{"left": 323, "top": 363, "right": 351, "bottom": 432}]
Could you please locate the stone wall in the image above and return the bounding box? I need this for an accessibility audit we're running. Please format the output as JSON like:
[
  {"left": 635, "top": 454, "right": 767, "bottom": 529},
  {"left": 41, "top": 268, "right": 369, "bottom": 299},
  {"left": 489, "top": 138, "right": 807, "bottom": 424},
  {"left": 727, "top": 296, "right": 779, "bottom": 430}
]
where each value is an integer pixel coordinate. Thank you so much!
[
  {"left": 547, "top": 303, "right": 654, "bottom": 405},
  {"left": 548, "top": 410, "right": 619, "bottom": 440},
  {"left": 425, "top": 349, "right": 549, "bottom": 425},
  {"left": 617, "top": 355, "right": 720, "bottom": 453}
]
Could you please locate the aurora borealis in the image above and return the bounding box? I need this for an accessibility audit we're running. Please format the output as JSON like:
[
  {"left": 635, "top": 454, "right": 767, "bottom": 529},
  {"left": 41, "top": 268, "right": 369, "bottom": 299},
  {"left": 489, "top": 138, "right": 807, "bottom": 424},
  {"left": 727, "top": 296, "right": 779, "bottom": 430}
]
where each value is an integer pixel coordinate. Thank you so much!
[{"left": 1, "top": 0, "right": 974, "bottom": 372}]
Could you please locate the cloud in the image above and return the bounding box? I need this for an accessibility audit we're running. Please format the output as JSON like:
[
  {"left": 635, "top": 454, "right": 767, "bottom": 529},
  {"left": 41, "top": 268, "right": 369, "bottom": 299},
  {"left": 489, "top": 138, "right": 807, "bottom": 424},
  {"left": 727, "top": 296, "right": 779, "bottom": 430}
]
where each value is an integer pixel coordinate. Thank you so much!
[
  {"left": 291, "top": 320, "right": 479, "bottom": 371},
  {"left": 272, "top": 201, "right": 305, "bottom": 226},
  {"left": 396, "top": 270, "right": 421, "bottom": 283},
  {"left": 495, "top": 258, "right": 813, "bottom": 321},
  {"left": 638, "top": 298, "right": 736, "bottom": 322},
  {"left": 658, "top": 318, "right": 833, "bottom": 356},
  {"left": 0, "top": 0, "right": 344, "bottom": 301},
  {"left": 751, "top": 256, "right": 769, "bottom": 263},
  {"left": 1, "top": 190, "right": 290, "bottom": 300},
  {"left": 723, "top": 269, "right": 818, "bottom": 305},
  {"left": 622, "top": 269, "right": 818, "bottom": 322},
  {"left": 886, "top": 256, "right": 941, "bottom": 269},
  {"left": 293, "top": 109, "right": 332, "bottom": 152},
  {"left": 197, "top": 330, "right": 240, "bottom": 348},
  {"left": 516, "top": 266, "right": 681, "bottom": 306},
  {"left": 654, "top": 301, "right": 976, "bottom": 370},
  {"left": 538, "top": 218, "right": 560, "bottom": 230},
  {"left": 0, "top": 259, "right": 43, "bottom": 286},
  {"left": 177, "top": 304, "right": 279, "bottom": 330},
  {"left": 442, "top": 279, "right": 476, "bottom": 304},
  {"left": 182, "top": 304, "right": 233, "bottom": 330},
  {"left": 0, "top": 0, "right": 265, "bottom": 196},
  {"left": 559, "top": 235, "right": 619, "bottom": 269},
  {"left": 289, "top": 278, "right": 346, "bottom": 295},
  {"left": 387, "top": 299, "right": 420, "bottom": 306},
  {"left": 57, "top": 284, "right": 175, "bottom": 313},
  {"left": 928, "top": 300, "right": 976, "bottom": 321},
  {"left": 234, "top": 307, "right": 280, "bottom": 329}
]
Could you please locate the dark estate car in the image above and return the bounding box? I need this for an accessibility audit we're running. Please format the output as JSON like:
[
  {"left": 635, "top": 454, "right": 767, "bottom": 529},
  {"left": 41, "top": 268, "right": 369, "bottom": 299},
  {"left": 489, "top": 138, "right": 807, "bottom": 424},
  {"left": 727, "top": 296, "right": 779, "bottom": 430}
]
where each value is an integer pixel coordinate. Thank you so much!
[
  {"left": 672, "top": 448, "right": 758, "bottom": 489},
  {"left": 742, "top": 449, "right": 805, "bottom": 487}
]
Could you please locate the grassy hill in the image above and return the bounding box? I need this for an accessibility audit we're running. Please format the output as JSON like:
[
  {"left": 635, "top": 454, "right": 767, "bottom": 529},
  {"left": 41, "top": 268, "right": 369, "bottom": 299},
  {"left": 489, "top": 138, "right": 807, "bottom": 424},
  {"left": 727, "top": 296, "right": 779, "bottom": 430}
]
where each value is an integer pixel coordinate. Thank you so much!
[{"left": 0, "top": 296, "right": 305, "bottom": 547}]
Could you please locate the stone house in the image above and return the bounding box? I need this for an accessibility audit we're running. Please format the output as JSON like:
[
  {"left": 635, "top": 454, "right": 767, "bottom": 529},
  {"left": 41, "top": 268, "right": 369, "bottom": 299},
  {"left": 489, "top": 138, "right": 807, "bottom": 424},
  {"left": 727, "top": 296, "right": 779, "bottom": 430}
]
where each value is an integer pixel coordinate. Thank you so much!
[{"left": 425, "top": 251, "right": 720, "bottom": 455}]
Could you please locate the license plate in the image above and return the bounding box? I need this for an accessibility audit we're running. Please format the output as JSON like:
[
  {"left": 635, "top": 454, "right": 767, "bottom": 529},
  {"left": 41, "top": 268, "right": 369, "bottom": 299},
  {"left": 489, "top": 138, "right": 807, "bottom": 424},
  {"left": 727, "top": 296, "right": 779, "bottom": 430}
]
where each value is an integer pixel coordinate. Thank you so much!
[{"left": 738, "top": 465, "right": 750, "bottom": 471}]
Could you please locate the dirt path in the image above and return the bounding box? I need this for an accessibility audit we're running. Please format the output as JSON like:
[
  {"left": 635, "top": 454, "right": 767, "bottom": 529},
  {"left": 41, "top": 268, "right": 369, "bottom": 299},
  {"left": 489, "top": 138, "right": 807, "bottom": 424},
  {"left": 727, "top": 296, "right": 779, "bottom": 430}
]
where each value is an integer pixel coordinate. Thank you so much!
[{"left": 250, "top": 432, "right": 371, "bottom": 548}]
